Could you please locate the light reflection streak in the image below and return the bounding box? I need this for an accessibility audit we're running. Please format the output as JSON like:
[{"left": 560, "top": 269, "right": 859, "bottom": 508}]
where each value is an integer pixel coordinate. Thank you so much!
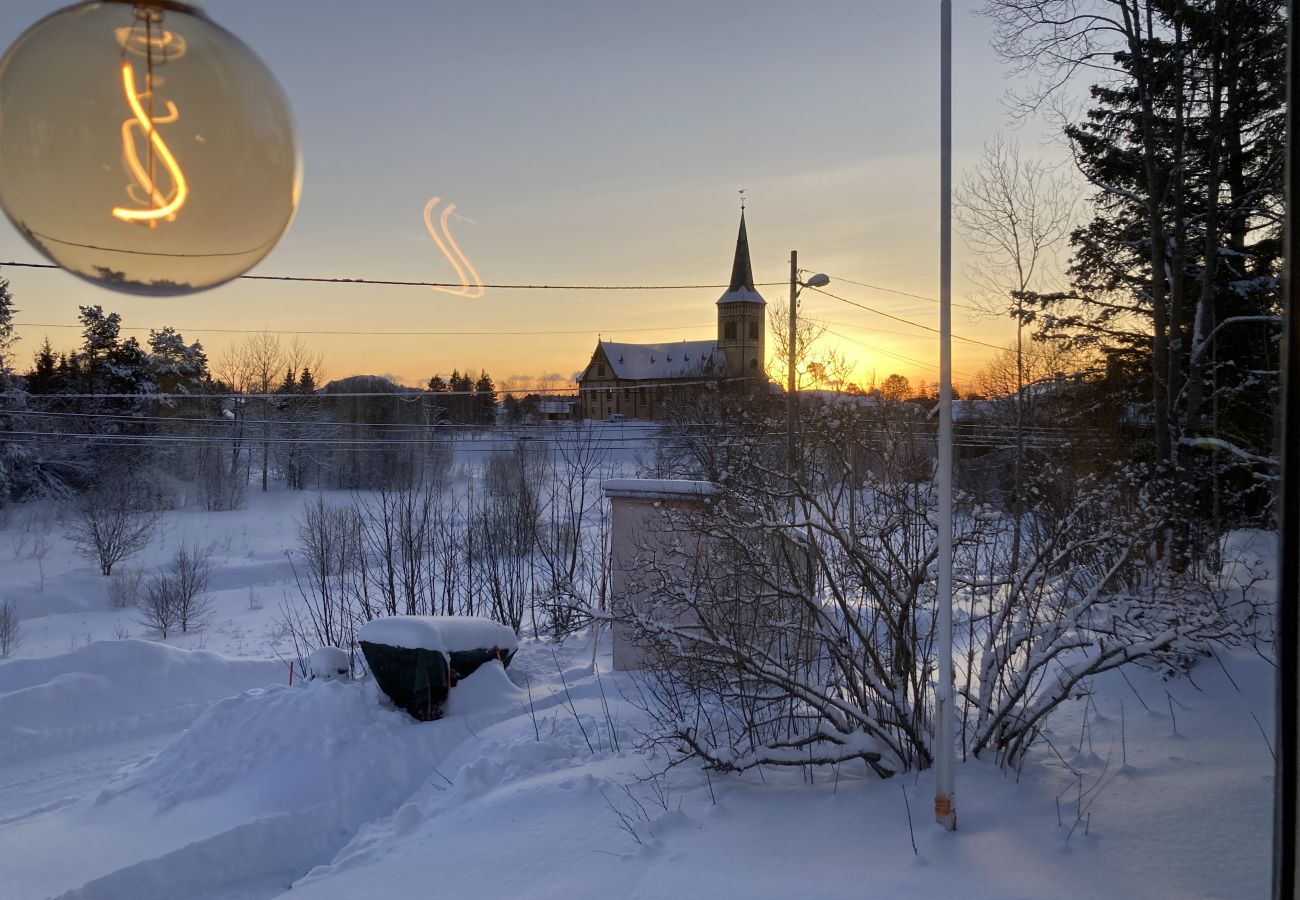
[{"left": 423, "top": 196, "right": 483, "bottom": 298}]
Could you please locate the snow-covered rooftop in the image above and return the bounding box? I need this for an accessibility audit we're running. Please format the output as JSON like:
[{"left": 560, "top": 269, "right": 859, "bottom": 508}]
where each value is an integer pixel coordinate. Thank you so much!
[
  {"left": 585, "top": 340, "right": 724, "bottom": 381},
  {"left": 716, "top": 286, "right": 766, "bottom": 305},
  {"left": 602, "top": 478, "right": 720, "bottom": 500}
]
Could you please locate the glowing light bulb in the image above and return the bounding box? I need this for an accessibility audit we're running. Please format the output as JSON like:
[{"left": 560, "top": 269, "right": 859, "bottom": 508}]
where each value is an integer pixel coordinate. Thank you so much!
[{"left": 0, "top": 1, "right": 301, "bottom": 295}]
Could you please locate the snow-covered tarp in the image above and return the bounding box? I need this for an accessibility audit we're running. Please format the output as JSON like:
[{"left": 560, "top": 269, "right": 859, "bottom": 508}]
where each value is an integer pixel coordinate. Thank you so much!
[{"left": 357, "top": 616, "right": 517, "bottom": 655}]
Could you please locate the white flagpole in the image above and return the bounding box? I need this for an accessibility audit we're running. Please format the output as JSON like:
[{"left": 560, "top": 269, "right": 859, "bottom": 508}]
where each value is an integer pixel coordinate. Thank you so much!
[{"left": 935, "top": 0, "right": 957, "bottom": 831}]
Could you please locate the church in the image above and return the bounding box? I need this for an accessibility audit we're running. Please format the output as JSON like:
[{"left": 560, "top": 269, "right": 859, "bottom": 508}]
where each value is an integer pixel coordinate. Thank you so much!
[{"left": 576, "top": 213, "right": 767, "bottom": 421}]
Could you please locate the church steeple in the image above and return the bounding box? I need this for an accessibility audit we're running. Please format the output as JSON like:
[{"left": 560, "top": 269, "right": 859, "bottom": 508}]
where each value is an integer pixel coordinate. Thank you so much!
[
  {"left": 717, "top": 211, "right": 764, "bottom": 306},
  {"left": 716, "top": 209, "right": 766, "bottom": 379},
  {"left": 727, "top": 213, "right": 756, "bottom": 295}
]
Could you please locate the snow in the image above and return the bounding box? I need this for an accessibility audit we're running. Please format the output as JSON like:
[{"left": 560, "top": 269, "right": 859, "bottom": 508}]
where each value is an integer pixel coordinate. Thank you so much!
[
  {"left": 602, "top": 478, "right": 720, "bottom": 499},
  {"left": 357, "top": 615, "right": 517, "bottom": 654},
  {"left": 0, "top": 473, "right": 1280, "bottom": 900},
  {"left": 308, "top": 646, "right": 350, "bottom": 680},
  {"left": 0, "top": 640, "right": 283, "bottom": 762},
  {"left": 586, "top": 340, "right": 725, "bottom": 381},
  {"left": 716, "top": 286, "right": 766, "bottom": 305}
]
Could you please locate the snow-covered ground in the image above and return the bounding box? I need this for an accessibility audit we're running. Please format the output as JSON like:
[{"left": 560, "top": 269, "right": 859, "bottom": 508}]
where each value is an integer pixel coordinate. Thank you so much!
[{"left": 0, "top": 473, "right": 1278, "bottom": 899}]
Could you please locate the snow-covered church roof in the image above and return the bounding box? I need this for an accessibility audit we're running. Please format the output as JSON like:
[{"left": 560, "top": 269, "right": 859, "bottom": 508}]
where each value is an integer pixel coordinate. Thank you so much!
[
  {"left": 716, "top": 212, "right": 765, "bottom": 306},
  {"left": 583, "top": 340, "right": 724, "bottom": 381}
]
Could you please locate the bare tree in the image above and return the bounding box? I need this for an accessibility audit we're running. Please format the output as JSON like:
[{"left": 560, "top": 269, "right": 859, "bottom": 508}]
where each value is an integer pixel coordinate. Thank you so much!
[
  {"left": 767, "top": 302, "right": 828, "bottom": 392},
  {"left": 535, "top": 420, "right": 610, "bottom": 634},
  {"left": 217, "top": 332, "right": 285, "bottom": 493},
  {"left": 108, "top": 565, "right": 145, "bottom": 609},
  {"left": 139, "top": 572, "right": 180, "bottom": 638},
  {"left": 625, "top": 396, "right": 1235, "bottom": 777},
  {"left": 956, "top": 135, "right": 1077, "bottom": 576},
  {"left": 135, "top": 543, "right": 213, "bottom": 637},
  {"left": 284, "top": 496, "right": 368, "bottom": 652},
  {"left": 170, "top": 541, "right": 213, "bottom": 633},
  {"left": 0, "top": 598, "right": 20, "bottom": 657},
  {"left": 69, "top": 480, "right": 161, "bottom": 576}
]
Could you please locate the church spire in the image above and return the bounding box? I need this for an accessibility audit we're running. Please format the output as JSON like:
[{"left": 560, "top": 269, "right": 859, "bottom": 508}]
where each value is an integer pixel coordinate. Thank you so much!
[
  {"left": 717, "top": 210, "right": 764, "bottom": 305},
  {"left": 727, "top": 212, "right": 756, "bottom": 294}
]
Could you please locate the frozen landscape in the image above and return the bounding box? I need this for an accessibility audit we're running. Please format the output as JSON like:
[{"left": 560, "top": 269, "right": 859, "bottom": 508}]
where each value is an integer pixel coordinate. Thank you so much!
[
  {"left": 0, "top": 452, "right": 1278, "bottom": 900},
  {"left": 0, "top": 0, "right": 1289, "bottom": 895}
]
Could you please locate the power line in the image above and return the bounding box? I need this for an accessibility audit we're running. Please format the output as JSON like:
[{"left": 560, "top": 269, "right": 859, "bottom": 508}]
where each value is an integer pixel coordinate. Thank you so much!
[
  {"left": 0, "top": 428, "right": 1095, "bottom": 452},
  {"left": 0, "top": 260, "right": 783, "bottom": 292},
  {"left": 7, "top": 405, "right": 1088, "bottom": 437},
  {"left": 16, "top": 378, "right": 742, "bottom": 399},
  {"left": 12, "top": 321, "right": 715, "bottom": 338},
  {"left": 818, "top": 272, "right": 985, "bottom": 313},
  {"left": 823, "top": 327, "right": 982, "bottom": 382},
  {"left": 808, "top": 286, "right": 1004, "bottom": 351}
]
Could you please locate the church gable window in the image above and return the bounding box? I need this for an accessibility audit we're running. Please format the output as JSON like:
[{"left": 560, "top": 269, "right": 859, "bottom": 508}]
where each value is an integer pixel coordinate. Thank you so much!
[
  {"left": 724, "top": 321, "right": 737, "bottom": 340},
  {"left": 748, "top": 321, "right": 758, "bottom": 340}
]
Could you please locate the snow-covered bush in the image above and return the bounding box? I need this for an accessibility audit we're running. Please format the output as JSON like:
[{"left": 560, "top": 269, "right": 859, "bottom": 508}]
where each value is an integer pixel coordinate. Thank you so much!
[
  {"left": 308, "top": 646, "right": 351, "bottom": 681},
  {"left": 626, "top": 396, "right": 1240, "bottom": 776}
]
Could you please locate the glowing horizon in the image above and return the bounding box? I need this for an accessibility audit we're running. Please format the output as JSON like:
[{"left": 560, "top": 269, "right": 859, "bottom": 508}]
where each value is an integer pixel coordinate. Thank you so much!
[{"left": 0, "top": 0, "right": 1053, "bottom": 394}]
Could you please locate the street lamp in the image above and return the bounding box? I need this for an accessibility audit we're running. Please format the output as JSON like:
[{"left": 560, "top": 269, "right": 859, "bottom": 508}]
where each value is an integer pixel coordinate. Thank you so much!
[{"left": 786, "top": 252, "right": 830, "bottom": 481}]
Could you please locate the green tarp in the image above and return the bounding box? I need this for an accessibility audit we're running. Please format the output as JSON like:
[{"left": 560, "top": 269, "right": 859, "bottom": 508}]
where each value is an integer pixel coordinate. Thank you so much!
[
  {"left": 360, "top": 641, "right": 452, "bottom": 722},
  {"left": 360, "top": 641, "right": 517, "bottom": 722}
]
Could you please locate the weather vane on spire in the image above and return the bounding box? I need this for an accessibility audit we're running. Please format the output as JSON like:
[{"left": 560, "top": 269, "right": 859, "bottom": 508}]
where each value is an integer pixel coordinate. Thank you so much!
[{"left": 738, "top": 188, "right": 746, "bottom": 212}]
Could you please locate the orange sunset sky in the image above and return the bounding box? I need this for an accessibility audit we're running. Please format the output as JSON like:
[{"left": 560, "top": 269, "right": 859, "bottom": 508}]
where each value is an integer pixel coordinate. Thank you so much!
[{"left": 0, "top": 1, "right": 1076, "bottom": 394}]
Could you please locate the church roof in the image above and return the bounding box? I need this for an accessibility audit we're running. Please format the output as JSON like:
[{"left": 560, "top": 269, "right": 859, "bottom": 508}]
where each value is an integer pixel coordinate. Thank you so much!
[
  {"left": 580, "top": 340, "right": 724, "bottom": 382},
  {"left": 716, "top": 212, "right": 765, "bottom": 306}
]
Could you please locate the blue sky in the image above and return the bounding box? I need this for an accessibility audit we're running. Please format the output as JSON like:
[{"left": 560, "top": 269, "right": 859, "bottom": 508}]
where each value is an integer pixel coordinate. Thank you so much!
[{"left": 0, "top": 1, "right": 1072, "bottom": 389}]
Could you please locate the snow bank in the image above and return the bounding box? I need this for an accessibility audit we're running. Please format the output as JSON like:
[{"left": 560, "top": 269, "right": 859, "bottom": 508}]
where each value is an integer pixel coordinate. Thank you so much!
[
  {"left": 1, "top": 666, "right": 528, "bottom": 899},
  {"left": 357, "top": 615, "right": 517, "bottom": 654},
  {"left": 0, "top": 640, "right": 283, "bottom": 761},
  {"left": 444, "top": 659, "right": 523, "bottom": 716}
]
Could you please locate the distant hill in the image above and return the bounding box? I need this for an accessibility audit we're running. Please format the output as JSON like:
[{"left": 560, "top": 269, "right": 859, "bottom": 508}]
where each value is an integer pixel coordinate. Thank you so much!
[{"left": 319, "top": 375, "right": 418, "bottom": 395}]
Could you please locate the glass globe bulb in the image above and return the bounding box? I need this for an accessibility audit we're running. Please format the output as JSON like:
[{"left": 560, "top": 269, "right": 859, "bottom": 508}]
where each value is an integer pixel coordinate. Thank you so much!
[{"left": 0, "top": 1, "right": 301, "bottom": 295}]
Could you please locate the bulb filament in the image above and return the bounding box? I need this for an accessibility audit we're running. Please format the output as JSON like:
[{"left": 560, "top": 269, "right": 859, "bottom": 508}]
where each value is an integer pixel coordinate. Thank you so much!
[
  {"left": 423, "top": 197, "right": 484, "bottom": 298},
  {"left": 113, "top": 60, "right": 188, "bottom": 225}
]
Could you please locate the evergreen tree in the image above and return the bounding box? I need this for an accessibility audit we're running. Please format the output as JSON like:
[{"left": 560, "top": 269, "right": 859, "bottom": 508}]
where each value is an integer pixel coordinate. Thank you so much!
[
  {"left": 107, "top": 337, "right": 151, "bottom": 397},
  {"left": 147, "top": 327, "right": 209, "bottom": 396},
  {"left": 26, "top": 339, "right": 59, "bottom": 395},
  {"left": 76, "top": 305, "right": 122, "bottom": 395},
  {"left": 474, "top": 369, "right": 497, "bottom": 426},
  {"left": 448, "top": 369, "right": 473, "bottom": 423},
  {"left": 0, "top": 276, "right": 19, "bottom": 506},
  {"left": 1002, "top": 0, "right": 1285, "bottom": 537},
  {"left": 0, "top": 276, "right": 17, "bottom": 384}
]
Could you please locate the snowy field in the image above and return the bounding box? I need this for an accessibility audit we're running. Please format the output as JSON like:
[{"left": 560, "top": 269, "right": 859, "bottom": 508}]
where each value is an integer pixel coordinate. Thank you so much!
[{"left": 0, "top": 458, "right": 1279, "bottom": 899}]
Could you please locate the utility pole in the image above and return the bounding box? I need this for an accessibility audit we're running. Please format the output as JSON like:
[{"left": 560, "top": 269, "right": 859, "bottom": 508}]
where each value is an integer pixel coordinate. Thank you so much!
[
  {"left": 935, "top": 0, "right": 957, "bottom": 832},
  {"left": 787, "top": 249, "right": 799, "bottom": 481}
]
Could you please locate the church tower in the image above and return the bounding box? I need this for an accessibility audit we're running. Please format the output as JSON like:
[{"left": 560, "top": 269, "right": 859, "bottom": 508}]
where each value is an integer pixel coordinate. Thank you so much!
[{"left": 716, "top": 212, "right": 765, "bottom": 379}]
